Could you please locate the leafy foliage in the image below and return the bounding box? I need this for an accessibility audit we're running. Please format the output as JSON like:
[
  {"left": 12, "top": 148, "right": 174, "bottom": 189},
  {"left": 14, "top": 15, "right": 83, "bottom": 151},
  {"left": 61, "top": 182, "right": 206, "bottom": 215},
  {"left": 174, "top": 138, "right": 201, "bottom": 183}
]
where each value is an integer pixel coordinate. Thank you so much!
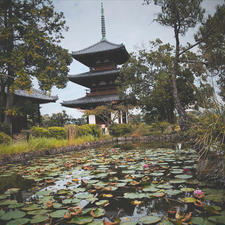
[
  {"left": 187, "top": 103, "right": 225, "bottom": 157},
  {"left": 0, "top": 131, "right": 12, "bottom": 145},
  {"left": 109, "top": 124, "right": 132, "bottom": 137},
  {"left": 31, "top": 127, "right": 50, "bottom": 138},
  {"left": 77, "top": 124, "right": 101, "bottom": 138},
  {"left": 48, "top": 127, "right": 66, "bottom": 139}
]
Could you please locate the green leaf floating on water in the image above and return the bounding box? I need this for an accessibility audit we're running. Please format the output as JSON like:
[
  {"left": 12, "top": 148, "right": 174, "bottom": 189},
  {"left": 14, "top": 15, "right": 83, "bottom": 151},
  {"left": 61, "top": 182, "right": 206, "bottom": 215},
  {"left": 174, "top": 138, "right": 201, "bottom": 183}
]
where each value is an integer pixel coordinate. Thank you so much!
[
  {"left": 95, "top": 200, "right": 109, "bottom": 206},
  {"left": 180, "top": 187, "right": 195, "bottom": 192},
  {"left": 70, "top": 216, "right": 94, "bottom": 224},
  {"left": 22, "top": 204, "right": 40, "bottom": 211},
  {"left": 165, "top": 189, "right": 182, "bottom": 196},
  {"left": 120, "top": 222, "right": 137, "bottom": 225},
  {"left": 90, "top": 208, "right": 105, "bottom": 217},
  {"left": 50, "top": 209, "right": 68, "bottom": 218},
  {"left": 174, "top": 174, "right": 192, "bottom": 179},
  {"left": 181, "top": 197, "right": 196, "bottom": 203},
  {"left": 139, "top": 216, "right": 161, "bottom": 224},
  {"left": 6, "top": 218, "right": 30, "bottom": 225},
  {"left": 1, "top": 210, "right": 26, "bottom": 221},
  {"left": 8, "top": 202, "right": 24, "bottom": 209},
  {"left": 0, "top": 199, "right": 17, "bottom": 206},
  {"left": 0, "top": 209, "right": 5, "bottom": 217},
  {"left": 159, "top": 220, "right": 173, "bottom": 225},
  {"left": 143, "top": 186, "right": 158, "bottom": 192},
  {"left": 30, "top": 215, "right": 49, "bottom": 224},
  {"left": 88, "top": 221, "right": 104, "bottom": 225}
]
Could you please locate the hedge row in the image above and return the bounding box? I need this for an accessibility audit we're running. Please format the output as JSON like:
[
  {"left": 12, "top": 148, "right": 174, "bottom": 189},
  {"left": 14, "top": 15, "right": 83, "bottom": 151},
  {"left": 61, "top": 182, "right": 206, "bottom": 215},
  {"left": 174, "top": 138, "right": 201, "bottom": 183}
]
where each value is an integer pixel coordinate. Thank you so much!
[{"left": 0, "top": 132, "right": 12, "bottom": 145}]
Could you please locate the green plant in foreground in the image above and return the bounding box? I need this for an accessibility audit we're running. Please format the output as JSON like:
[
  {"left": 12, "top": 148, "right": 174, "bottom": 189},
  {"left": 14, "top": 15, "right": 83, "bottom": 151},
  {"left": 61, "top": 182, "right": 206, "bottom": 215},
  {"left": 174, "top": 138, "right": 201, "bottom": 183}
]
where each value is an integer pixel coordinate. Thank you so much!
[
  {"left": 0, "top": 132, "right": 12, "bottom": 145},
  {"left": 0, "top": 135, "right": 96, "bottom": 156}
]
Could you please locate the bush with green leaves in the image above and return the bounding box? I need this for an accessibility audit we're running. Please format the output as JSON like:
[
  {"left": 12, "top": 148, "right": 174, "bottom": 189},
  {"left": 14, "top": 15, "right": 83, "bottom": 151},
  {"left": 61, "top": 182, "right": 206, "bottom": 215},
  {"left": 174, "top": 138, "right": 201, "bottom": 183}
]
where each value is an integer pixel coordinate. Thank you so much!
[
  {"left": 31, "top": 127, "right": 50, "bottom": 138},
  {"left": 0, "top": 132, "right": 12, "bottom": 145},
  {"left": 0, "top": 123, "right": 10, "bottom": 135},
  {"left": 109, "top": 124, "right": 132, "bottom": 137},
  {"left": 77, "top": 124, "right": 101, "bottom": 137},
  {"left": 48, "top": 127, "right": 66, "bottom": 139}
]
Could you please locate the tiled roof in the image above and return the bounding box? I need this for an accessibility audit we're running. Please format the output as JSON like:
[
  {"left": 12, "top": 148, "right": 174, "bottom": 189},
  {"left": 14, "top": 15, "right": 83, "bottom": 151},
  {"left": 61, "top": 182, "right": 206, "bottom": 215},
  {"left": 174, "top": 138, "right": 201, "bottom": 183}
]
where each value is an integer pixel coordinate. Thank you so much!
[
  {"left": 69, "top": 69, "right": 120, "bottom": 80},
  {"left": 14, "top": 88, "right": 58, "bottom": 103},
  {"left": 72, "top": 40, "right": 124, "bottom": 56},
  {"left": 62, "top": 94, "right": 120, "bottom": 109}
]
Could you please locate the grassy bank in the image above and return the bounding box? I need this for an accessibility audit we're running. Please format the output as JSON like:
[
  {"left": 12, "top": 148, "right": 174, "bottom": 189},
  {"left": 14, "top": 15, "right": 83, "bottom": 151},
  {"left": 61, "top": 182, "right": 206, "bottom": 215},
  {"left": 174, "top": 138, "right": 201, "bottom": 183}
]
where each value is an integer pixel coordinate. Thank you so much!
[{"left": 0, "top": 135, "right": 96, "bottom": 156}]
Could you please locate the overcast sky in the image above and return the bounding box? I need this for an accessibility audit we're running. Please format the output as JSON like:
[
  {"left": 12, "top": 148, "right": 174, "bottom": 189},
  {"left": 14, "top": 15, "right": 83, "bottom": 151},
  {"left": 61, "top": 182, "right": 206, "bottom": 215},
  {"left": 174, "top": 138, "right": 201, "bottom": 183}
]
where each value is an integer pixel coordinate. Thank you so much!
[{"left": 39, "top": 0, "right": 223, "bottom": 118}]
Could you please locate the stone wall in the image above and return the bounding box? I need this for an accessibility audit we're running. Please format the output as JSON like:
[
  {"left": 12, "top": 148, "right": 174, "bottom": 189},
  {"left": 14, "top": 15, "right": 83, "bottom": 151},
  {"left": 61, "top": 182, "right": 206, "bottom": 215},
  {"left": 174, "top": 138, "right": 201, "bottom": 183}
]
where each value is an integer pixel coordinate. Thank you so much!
[{"left": 0, "top": 134, "right": 180, "bottom": 165}]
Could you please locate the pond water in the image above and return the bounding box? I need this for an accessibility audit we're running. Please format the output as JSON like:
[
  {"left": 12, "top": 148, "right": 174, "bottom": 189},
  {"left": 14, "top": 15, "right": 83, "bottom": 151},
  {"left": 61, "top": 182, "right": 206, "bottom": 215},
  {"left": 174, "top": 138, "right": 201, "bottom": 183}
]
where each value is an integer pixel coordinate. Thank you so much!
[{"left": 0, "top": 143, "right": 225, "bottom": 225}]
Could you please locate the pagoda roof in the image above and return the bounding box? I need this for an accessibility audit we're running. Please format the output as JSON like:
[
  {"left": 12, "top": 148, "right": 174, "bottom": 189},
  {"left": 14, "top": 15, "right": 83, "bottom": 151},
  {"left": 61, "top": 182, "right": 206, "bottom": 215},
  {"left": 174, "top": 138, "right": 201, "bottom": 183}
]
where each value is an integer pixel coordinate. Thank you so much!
[
  {"left": 61, "top": 94, "right": 120, "bottom": 109},
  {"left": 72, "top": 40, "right": 129, "bottom": 67},
  {"left": 69, "top": 69, "right": 119, "bottom": 87},
  {"left": 14, "top": 88, "right": 58, "bottom": 104}
]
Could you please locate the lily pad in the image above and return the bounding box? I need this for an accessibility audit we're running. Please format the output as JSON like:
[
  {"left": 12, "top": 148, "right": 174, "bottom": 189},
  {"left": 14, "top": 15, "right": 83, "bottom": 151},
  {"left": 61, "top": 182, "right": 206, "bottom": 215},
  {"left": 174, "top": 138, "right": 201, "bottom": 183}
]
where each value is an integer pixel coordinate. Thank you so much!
[
  {"left": 120, "top": 222, "right": 137, "bottom": 225},
  {"left": 95, "top": 200, "right": 109, "bottom": 206},
  {"left": 90, "top": 208, "right": 105, "bottom": 217},
  {"left": 30, "top": 215, "right": 49, "bottom": 224},
  {"left": 0, "top": 199, "right": 17, "bottom": 206},
  {"left": 6, "top": 218, "right": 30, "bottom": 225},
  {"left": 50, "top": 209, "right": 68, "bottom": 218},
  {"left": 139, "top": 216, "right": 161, "bottom": 224},
  {"left": 1, "top": 210, "right": 26, "bottom": 221},
  {"left": 208, "top": 215, "right": 225, "bottom": 224},
  {"left": 175, "top": 174, "right": 192, "bottom": 179},
  {"left": 165, "top": 189, "right": 182, "bottom": 196},
  {"left": 70, "top": 216, "right": 94, "bottom": 224},
  {"left": 22, "top": 204, "right": 40, "bottom": 211},
  {"left": 181, "top": 197, "right": 196, "bottom": 203},
  {"left": 180, "top": 187, "right": 195, "bottom": 192}
]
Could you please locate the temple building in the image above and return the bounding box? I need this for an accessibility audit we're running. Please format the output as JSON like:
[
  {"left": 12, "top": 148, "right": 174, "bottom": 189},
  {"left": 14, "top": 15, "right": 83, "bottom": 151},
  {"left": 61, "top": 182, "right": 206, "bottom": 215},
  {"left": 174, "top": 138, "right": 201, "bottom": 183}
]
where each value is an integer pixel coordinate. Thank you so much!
[
  {"left": 62, "top": 3, "right": 130, "bottom": 132},
  {"left": 1, "top": 87, "right": 57, "bottom": 133}
]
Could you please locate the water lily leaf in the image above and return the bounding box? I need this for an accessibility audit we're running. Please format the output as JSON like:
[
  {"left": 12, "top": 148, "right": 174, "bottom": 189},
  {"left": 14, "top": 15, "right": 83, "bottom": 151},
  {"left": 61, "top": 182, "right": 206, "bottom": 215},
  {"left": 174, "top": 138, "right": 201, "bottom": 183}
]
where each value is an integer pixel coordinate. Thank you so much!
[
  {"left": 169, "top": 179, "right": 186, "bottom": 184},
  {"left": 191, "top": 217, "right": 204, "bottom": 224},
  {"left": 5, "top": 188, "right": 20, "bottom": 194},
  {"left": 120, "top": 222, "right": 137, "bottom": 225},
  {"left": 77, "top": 193, "right": 94, "bottom": 199},
  {"left": 143, "top": 186, "right": 158, "bottom": 192},
  {"left": 22, "top": 204, "right": 40, "bottom": 211},
  {"left": 30, "top": 215, "right": 49, "bottom": 224},
  {"left": 165, "top": 189, "right": 182, "bottom": 196},
  {"left": 180, "top": 187, "right": 195, "bottom": 192},
  {"left": 0, "top": 210, "right": 5, "bottom": 217},
  {"left": 53, "top": 202, "right": 62, "bottom": 209},
  {"left": 139, "top": 216, "right": 161, "bottom": 224},
  {"left": 0, "top": 194, "right": 9, "bottom": 200},
  {"left": 50, "top": 209, "right": 68, "bottom": 218},
  {"left": 8, "top": 202, "right": 24, "bottom": 209},
  {"left": 208, "top": 215, "right": 225, "bottom": 224},
  {"left": 175, "top": 174, "right": 192, "bottom": 179},
  {"left": 88, "top": 221, "right": 104, "bottom": 225},
  {"left": 90, "top": 208, "right": 105, "bottom": 217},
  {"left": 0, "top": 199, "right": 17, "bottom": 206},
  {"left": 159, "top": 220, "right": 173, "bottom": 225},
  {"left": 124, "top": 193, "right": 146, "bottom": 199},
  {"left": 95, "top": 200, "right": 109, "bottom": 206},
  {"left": 27, "top": 209, "right": 50, "bottom": 215},
  {"left": 6, "top": 218, "right": 30, "bottom": 225},
  {"left": 157, "top": 184, "right": 173, "bottom": 189},
  {"left": 1, "top": 210, "right": 26, "bottom": 220},
  {"left": 36, "top": 190, "right": 52, "bottom": 196},
  {"left": 150, "top": 172, "right": 164, "bottom": 176},
  {"left": 70, "top": 216, "right": 94, "bottom": 224},
  {"left": 181, "top": 197, "right": 196, "bottom": 203},
  {"left": 204, "top": 205, "right": 221, "bottom": 215}
]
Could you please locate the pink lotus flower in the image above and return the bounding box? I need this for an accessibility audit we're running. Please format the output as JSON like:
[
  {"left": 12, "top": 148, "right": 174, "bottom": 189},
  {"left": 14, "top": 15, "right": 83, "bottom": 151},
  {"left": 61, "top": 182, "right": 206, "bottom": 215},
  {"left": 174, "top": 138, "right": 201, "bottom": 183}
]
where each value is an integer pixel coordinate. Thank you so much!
[
  {"left": 111, "top": 148, "right": 115, "bottom": 152},
  {"left": 183, "top": 168, "right": 191, "bottom": 174},
  {"left": 143, "top": 164, "right": 148, "bottom": 168},
  {"left": 194, "top": 189, "right": 203, "bottom": 196}
]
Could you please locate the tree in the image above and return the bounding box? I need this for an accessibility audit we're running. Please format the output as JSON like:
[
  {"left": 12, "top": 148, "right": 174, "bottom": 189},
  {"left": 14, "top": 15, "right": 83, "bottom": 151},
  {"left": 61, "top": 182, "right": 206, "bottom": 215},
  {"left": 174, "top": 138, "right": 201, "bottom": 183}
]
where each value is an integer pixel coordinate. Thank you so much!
[
  {"left": 118, "top": 40, "right": 208, "bottom": 124},
  {"left": 144, "top": 0, "right": 205, "bottom": 131},
  {"left": 196, "top": 4, "right": 225, "bottom": 101},
  {"left": 0, "top": 0, "right": 72, "bottom": 134}
]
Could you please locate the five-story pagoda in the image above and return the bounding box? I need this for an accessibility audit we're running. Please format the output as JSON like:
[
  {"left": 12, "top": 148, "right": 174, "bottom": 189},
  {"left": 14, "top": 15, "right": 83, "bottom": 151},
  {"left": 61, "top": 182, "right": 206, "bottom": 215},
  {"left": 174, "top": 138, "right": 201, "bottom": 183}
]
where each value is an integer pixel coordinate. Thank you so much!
[{"left": 62, "top": 3, "right": 129, "bottom": 131}]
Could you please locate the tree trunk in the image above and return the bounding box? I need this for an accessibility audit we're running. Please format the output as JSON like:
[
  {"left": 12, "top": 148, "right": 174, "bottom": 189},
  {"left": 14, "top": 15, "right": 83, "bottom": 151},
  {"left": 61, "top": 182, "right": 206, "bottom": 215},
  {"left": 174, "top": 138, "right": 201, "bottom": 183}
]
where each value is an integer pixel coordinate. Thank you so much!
[{"left": 172, "top": 25, "right": 188, "bottom": 132}]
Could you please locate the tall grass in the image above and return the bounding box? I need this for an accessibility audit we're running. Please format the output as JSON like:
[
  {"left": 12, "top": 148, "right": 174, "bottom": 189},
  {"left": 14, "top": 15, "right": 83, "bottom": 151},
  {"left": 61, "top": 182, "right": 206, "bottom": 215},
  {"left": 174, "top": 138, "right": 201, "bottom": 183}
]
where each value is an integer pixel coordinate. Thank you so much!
[{"left": 0, "top": 135, "right": 95, "bottom": 155}]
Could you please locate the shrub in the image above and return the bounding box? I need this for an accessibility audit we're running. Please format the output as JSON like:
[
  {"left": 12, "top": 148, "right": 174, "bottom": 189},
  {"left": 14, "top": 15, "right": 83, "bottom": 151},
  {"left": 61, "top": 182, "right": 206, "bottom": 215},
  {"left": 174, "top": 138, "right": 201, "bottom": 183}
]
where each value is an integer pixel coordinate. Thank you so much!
[
  {"left": 0, "top": 132, "right": 12, "bottom": 145},
  {"left": 31, "top": 127, "right": 49, "bottom": 138},
  {"left": 0, "top": 123, "right": 10, "bottom": 135},
  {"left": 48, "top": 127, "right": 66, "bottom": 139},
  {"left": 77, "top": 124, "right": 101, "bottom": 137},
  {"left": 109, "top": 124, "right": 132, "bottom": 137}
]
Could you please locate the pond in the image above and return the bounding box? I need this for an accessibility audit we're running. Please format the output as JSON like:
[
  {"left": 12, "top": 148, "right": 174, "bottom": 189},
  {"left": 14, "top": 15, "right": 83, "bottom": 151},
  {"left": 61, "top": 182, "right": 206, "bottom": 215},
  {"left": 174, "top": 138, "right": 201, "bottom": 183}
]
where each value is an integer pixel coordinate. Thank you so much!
[{"left": 0, "top": 143, "right": 225, "bottom": 225}]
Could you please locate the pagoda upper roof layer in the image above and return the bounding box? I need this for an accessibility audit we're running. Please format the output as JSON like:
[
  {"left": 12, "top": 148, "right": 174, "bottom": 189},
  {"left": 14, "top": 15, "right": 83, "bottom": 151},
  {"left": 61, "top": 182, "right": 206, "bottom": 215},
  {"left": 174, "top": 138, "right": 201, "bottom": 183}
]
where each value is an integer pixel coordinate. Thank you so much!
[
  {"left": 14, "top": 88, "right": 58, "bottom": 104},
  {"left": 72, "top": 40, "right": 129, "bottom": 67},
  {"left": 62, "top": 94, "right": 120, "bottom": 109}
]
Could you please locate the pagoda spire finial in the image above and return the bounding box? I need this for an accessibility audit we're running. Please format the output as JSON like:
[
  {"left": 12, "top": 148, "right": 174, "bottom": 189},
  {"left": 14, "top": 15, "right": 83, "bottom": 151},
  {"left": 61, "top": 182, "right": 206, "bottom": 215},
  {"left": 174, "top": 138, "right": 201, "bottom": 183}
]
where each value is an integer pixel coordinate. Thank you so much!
[{"left": 101, "top": 1, "right": 106, "bottom": 41}]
